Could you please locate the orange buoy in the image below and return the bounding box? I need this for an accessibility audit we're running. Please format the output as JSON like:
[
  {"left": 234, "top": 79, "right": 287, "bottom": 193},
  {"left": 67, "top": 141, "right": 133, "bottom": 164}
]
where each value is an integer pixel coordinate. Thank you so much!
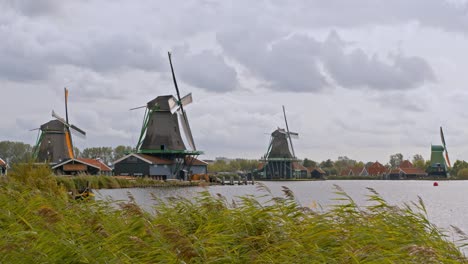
[{"left": 433, "top": 182, "right": 439, "bottom": 187}]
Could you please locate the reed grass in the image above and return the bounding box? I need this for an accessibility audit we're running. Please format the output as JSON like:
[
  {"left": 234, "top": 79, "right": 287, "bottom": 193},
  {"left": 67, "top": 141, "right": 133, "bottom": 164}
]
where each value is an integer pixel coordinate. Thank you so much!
[{"left": 0, "top": 164, "right": 466, "bottom": 263}]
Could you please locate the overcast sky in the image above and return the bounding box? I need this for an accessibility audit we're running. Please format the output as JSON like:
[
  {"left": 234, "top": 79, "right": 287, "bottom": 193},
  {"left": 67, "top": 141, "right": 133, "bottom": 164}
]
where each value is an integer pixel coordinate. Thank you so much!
[{"left": 1, "top": 0, "right": 468, "bottom": 163}]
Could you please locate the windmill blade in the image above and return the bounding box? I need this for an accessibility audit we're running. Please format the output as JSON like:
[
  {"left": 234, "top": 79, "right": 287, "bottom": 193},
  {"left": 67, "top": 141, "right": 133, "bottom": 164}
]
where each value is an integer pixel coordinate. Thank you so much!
[
  {"left": 180, "top": 93, "right": 193, "bottom": 107},
  {"left": 177, "top": 109, "right": 196, "bottom": 150},
  {"left": 129, "top": 105, "right": 146, "bottom": 111},
  {"left": 440, "top": 126, "right": 451, "bottom": 167},
  {"left": 168, "top": 51, "right": 197, "bottom": 150},
  {"left": 287, "top": 131, "right": 299, "bottom": 139},
  {"left": 52, "top": 110, "right": 68, "bottom": 125},
  {"left": 282, "top": 105, "right": 296, "bottom": 158},
  {"left": 440, "top": 126, "right": 446, "bottom": 147},
  {"left": 70, "top": 124, "right": 86, "bottom": 137},
  {"left": 29, "top": 128, "right": 40, "bottom": 131},
  {"left": 64, "top": 87, "right": 69, "bottom": 124},
  {"left": 445, "top": 151, "right": 451, "bottom": 168},
  {"left": 168, "top": 96, "right": 179, "bottom": 114}
]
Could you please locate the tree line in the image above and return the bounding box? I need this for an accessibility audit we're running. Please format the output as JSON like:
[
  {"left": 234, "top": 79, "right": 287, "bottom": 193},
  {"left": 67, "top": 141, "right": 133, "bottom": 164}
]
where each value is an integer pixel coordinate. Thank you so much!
[
  {"left": 2, "top": 141, "right": 467, "bottom": 177},
  {"left": 0, "top": 141, "right": 134, "bottom": 165}
]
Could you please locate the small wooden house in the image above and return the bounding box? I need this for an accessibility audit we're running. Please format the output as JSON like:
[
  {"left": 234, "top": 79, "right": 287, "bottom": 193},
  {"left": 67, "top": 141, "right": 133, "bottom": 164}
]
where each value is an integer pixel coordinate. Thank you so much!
[
  {"left": 350, "top": 166, "right": 368, "bottom": 176},
  {"left": 308, "top": 167, "right": 326, "bottom": 179},
  {"left": 52, "top": 158, "right": 112, "bottom": 175},
  {"left": 292, "top": 162, "right": 308, "bottom": 179}
]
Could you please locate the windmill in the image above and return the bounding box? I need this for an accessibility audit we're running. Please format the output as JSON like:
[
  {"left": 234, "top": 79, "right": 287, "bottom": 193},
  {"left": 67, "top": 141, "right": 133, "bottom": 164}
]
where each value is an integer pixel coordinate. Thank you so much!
[
  {"left": 260, "top": 106, "right": 303, "bottom": 179},
  {"left": 427, "top": 126, "right": 451, "bottom": 177},
  {"left": 32, "top": 88, "right": 86, "bottom": 164},
  {"left": 130, "top": 52, "right": 202, "bottom": 179}
]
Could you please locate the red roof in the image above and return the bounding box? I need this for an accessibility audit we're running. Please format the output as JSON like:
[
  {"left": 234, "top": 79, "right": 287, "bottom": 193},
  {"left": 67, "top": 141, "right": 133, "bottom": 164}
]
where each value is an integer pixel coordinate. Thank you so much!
[
  {"left": 399, "top": 160, "right": 413, "bottom": 168},
  {"left": 350, "top": 167, "right": 365, "bottom": 176},
  {"left": 400, "top": 167, "right": 427, "bottom": 176},
  {"left": 136, "top": 154, "right": 173, "bottom": 165},
  {"left": 367, "top": 161, "right": 386, "bottom": 175},
  {"left": 257, "top": 162, "right": 265, "bottom": 170},
  {"left": 340, "top": 168, "right": 351, "bottom": 176},
  {"left": 185, "top": 157, "right": 208, "bottom": 166},
  {"left": 292, "top": 162, "right": 307, "bottom": 171},
  {"left": 308, "top": 167, "right": 325, "bottom": 174},
  {"left": 77, "top": 158, "right": 112, "bottom": 171},
  {"left": 0, "top": 158, "right": 6, "bottom": 167}
]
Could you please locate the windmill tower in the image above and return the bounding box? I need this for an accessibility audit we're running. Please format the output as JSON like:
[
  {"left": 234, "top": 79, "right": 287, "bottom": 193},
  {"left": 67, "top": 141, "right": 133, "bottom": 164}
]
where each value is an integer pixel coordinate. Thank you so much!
[
  {"left": 427, "top": 126, "right": 451, "bottom": 177},
  {"left": 260, "top": 106, "right": 304, "bottom": 179},
  {"left": 130, "top": 52, "right": 203, "bottom": 179},
  {"left": 32, "top": 88, "right": 86, "bottom": 164}
]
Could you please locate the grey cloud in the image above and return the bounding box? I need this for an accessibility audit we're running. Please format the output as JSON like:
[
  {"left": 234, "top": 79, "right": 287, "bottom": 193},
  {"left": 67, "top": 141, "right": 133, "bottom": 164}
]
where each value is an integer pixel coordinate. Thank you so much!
[
  {"left": 174, "top": 50, "right": 238, "bottom": 92},
  {"left": 3, "top": 0, "right": 62, "bottom": 17},
  {"left": 218, "top": 30, "right": 435, "bottom": 92},
  {"left": 79, "top": 36, "right": 165, "bottom": 73},
  {"left": 0, "top": 13, "right": 165, "bottom": 81},
  {"left": 263, "top": 0, "right": 468, "bottom": 33},
  {"left": 321, "top": 32, "right": 436, "bottom": 90}
]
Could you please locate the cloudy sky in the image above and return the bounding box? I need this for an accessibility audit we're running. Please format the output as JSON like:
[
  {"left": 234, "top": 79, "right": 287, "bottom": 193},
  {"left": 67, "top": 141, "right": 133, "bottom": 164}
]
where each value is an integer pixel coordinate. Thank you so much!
[{"left": 1, "top": 0, "right": 468, "bottom": 163}]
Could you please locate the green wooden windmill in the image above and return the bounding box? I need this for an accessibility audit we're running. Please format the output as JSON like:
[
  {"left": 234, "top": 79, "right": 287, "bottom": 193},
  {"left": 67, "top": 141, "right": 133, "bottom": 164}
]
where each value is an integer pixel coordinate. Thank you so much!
[{"left": 427, "top": 127, "right": 451, "bottom": 177}]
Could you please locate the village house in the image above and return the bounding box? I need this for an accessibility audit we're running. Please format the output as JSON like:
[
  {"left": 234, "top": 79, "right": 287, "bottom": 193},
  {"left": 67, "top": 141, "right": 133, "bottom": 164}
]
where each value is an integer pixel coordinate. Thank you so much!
[
  {"left": 367, "top": 161, "right": 387, "bottom": 176},
  {"left": 386, "top": 160, "right": 427, "bottom": 179}
]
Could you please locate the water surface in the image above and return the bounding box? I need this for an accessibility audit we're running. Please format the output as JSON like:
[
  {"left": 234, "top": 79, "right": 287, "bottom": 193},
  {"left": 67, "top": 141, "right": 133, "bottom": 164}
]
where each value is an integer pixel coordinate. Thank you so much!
[{"left": 96, "top": 180, "right": 468, "bottom": 246}]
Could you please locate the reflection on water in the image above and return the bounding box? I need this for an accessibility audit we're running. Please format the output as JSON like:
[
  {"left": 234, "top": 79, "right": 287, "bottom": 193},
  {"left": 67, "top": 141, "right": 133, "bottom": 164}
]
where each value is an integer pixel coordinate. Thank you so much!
[{"left": 96, "top": 180, "right": 468, "bottom": 248}]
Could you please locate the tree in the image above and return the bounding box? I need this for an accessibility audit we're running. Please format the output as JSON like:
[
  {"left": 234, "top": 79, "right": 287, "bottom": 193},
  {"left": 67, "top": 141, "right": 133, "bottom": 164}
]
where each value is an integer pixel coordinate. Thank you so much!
[
  {"left": 302, "top": 158, "right": 317, "bottom": 168},
  {"left": 320, "top": 159, "right": 334, "bottom": 168},
  {"left": 113, "top": 145, "right": 134, "bottom": 160},
  {"left": 73, "top": 147, "right": 81, "bottom": 158},
  {"left": 389, "top": 153, "right": 403, "bottom": 168},
  {"left": 334, "top": 156, "right": 356, "bottom": 173},
  {"left": 457, "top": 168, "right": 468, "bottom": 179},
  {"left": 0, "top": 141, "right": 33, "bottom": 164},
  {"left": 412, "top": 154, "right": 426, "bottom": 170},
  {"left": 354, "top": 161, "right": 365, "bottom": 168},
  {"left": 82, "top": 147, "right": 113, "bottom": 164},
  {"left": 451, "top": 160, "right": 468, "bottom": 177}
]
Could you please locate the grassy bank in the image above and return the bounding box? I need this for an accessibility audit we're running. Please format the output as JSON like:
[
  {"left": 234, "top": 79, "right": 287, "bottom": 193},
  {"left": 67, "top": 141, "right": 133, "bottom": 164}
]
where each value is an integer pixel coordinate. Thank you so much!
[
  {"left": 0, "top": 164, "right": 466, "bottom": 263},
  {"left": 55, "top": 174, "right": 201, "bottom": 192}
]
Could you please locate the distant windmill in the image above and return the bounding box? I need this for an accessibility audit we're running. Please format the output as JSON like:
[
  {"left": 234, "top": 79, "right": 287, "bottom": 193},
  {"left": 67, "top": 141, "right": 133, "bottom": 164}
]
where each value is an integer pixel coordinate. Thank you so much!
[
  {"left": 32, "top": 88, "right": 86, "bottom": 164},
  {"left": 260, "top": 106, "right": 304, "bottom": 179},
  {"left": 264, "top": 106, "right": 299, "bottom": 160},
  {"left": 428, "top": 126, "right": 451, "bottom": 177}
]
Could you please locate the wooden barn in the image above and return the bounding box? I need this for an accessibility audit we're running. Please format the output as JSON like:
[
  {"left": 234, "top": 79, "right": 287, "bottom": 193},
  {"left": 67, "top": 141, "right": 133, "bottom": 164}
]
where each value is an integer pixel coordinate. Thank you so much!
[
  {"left": 308, "top": 167, "right": 326, "bottom": 179},
  {"left": 113, "top": 153, "right": 207, "bottom": 180},
  {"left": 52, "top": 158, "right": 112, "bottom": 176}
]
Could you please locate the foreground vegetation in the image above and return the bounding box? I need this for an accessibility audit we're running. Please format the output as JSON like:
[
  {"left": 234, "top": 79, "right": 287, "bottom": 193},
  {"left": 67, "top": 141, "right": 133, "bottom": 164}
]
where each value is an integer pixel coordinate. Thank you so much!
[{"left": 0, "top": 164, "right": 466, "bottom": 263}]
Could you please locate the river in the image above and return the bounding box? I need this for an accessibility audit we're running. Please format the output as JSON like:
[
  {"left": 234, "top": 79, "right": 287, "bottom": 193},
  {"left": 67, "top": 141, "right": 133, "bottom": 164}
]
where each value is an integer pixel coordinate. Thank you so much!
[{"left": 96, "top": 180, "right": 468, "bottom": 249}]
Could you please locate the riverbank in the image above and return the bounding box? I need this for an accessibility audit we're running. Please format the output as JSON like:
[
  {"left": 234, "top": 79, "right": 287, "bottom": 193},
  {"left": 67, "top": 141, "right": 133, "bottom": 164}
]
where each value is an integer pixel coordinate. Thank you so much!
[{"left": 1, "top": 164, "right": 466, "bottom": 263}]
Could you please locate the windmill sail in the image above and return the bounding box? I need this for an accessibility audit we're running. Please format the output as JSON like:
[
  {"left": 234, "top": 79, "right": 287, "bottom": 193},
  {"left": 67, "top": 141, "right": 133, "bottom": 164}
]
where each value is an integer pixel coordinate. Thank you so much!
[
  {"left": 177, "top": 110, "right": 196, "bottom": 150},
  {"left": 440, "top": 126, "right": 451, "bottom": 167},
  {"left": 282, "top": 105, "right": 296, "bottom": 158}
]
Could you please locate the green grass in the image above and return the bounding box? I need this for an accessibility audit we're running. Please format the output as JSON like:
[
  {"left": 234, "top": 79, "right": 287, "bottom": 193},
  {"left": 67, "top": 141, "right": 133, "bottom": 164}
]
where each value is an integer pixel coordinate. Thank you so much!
[{"left": 0, "top": 163, "right": 466, "bottom": 263}]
